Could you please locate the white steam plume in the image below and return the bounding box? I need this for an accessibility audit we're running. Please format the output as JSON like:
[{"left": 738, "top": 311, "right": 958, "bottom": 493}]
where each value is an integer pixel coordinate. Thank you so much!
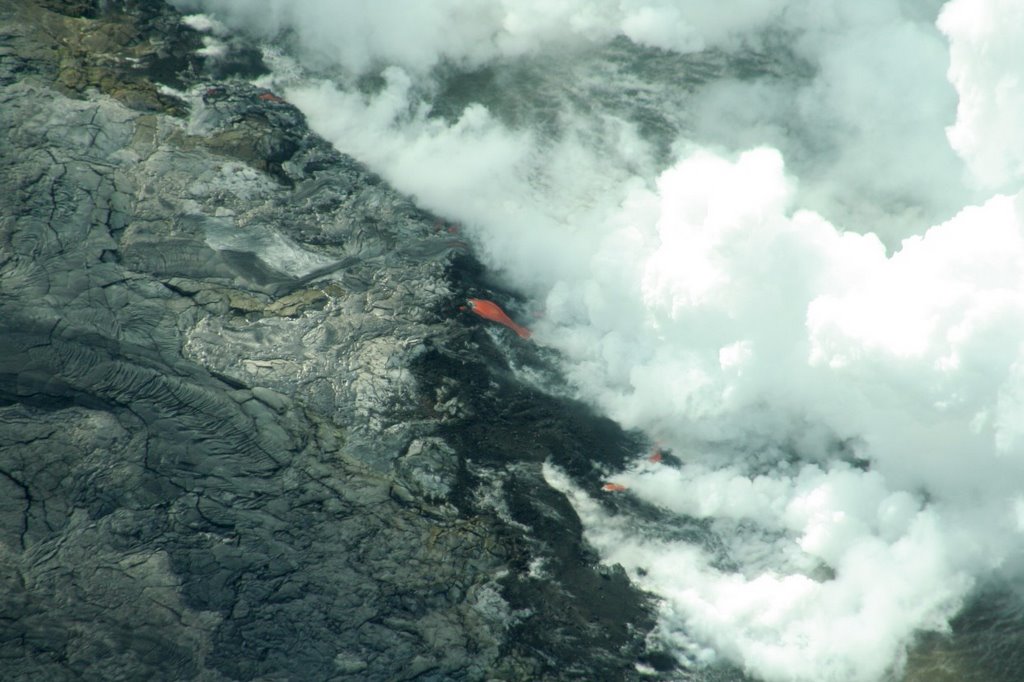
[
  {"left": 174, "top": 0, "right": 973, "bottom": 242},
  {"left": 174, "top": 0, "right": 789, "bottom": 72},
  {"left": 939, "top": 0, "right": 1024, "bottom": 191}
]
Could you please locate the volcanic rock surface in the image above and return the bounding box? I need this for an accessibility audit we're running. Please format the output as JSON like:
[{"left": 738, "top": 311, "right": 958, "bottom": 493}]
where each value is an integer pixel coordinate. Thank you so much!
[{"left": 0, "top": 1, "right": 665, "bottom": 680}]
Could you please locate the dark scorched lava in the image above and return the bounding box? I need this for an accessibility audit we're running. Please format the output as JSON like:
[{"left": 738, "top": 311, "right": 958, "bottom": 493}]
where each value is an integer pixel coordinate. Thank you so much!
[{"left": 0, "top": 1, "right": 671, "bottom": 680}]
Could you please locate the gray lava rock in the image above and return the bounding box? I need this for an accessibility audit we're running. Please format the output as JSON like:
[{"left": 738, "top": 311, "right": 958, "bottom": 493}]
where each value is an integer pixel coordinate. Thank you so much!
[
  {"left": 395, "top": 437, "right": 461, "bottom": 505},
  {"left": 0, "top": 2, "right": 664, "bottom": 681}
]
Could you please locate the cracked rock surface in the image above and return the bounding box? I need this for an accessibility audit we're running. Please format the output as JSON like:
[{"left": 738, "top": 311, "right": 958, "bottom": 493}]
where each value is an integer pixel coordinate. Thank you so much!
[{"left": 0, "top": 2, "right": 664, "bottom": 680}]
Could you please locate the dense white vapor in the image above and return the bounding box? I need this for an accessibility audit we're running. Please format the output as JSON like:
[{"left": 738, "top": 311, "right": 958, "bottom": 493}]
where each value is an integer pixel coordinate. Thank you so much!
[
  {"left": 545, "top": 462, "right": 975, "bottom": 682},
  {"left": 539, "top": 152, "right": 1024, "bottom": 679},
  {"left": 178, "top": 0, "right": 1024, "bottom": 680},
  {"left": 686, "top": 1, "right": 968, "bottom": 241},
  {"left": 174, "top": 0, "right": 972, "bottom": 240},
  {"left": 939, "top": 0, "right": 1024, "bottom": 190},
  {"left": 173, "top": 0, "right": 790, "bottom": 72},
  {"left": 539, "top": 177, "right": 1024, "bottom": 679}
]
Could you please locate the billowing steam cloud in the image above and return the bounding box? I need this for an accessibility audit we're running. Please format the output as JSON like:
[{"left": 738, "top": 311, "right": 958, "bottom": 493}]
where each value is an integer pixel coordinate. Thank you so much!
[
  {"left": 176, "top": 0, "right": 973, "bottom": 242},
  {"left": 939, "top": 0, "right": 1024, "bottom": 191},
  {"left": 174, "top": 0, "right": 786, "bottom": 70},
  {"left": 174, "top": 0, "right": 1024, "bottom": 680}
]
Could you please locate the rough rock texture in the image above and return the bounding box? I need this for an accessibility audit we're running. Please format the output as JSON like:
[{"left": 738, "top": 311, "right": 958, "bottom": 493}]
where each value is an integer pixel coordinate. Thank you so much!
[{"left": 0, "top": 2, "right": 668, "bottom": 681}]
